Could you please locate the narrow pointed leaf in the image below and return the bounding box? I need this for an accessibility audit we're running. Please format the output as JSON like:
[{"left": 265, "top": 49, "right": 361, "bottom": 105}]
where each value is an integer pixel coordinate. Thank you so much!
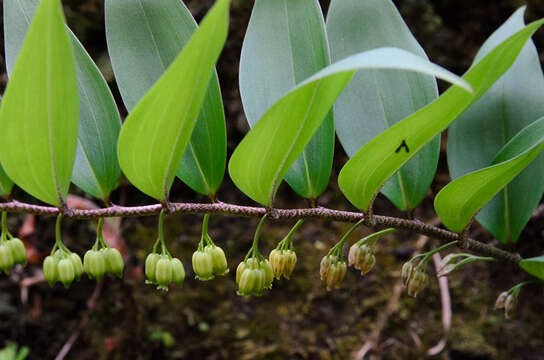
[
  {"left": 520, "top": 256, "right": 544, "bottom": 279},
  {"left": 435, "top": 117, "right": 544, "bottom": 233},
  {"left": 239, "top": 0, "right": 333, "bottom": 199},
  {"left": 0, "top": 98, "right": 14, "bottom": 198},
  {"left": 338, "top": 20, "right": 544, "bottom": 212},
  {"left": 117, "top": 0, "right": 229, "bottom": 201},
  {"left": 0, "top": 0, "right": 78, "bottom": 206},
  {"left": 4, "top": 0, "right": 121, "bottom": 200},
  {"left": 447, "top": 8, "right": 544, "bottom": 243},
  {"left": 106, "top": 0, "right": 226, "bottom": 197},
  {"left": 229, "top": 47, "right": 470, "bottom": 206},
  {"left": 326, "top": 0, "right": 439, "bottom": 211}
]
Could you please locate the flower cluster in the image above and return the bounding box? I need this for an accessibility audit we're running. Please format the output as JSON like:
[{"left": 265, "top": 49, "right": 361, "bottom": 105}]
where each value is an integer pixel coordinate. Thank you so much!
[
  {"left": 0, "top": 237, "right": 26, "bottom": 275},
  {"left": 84, "top": 246, "right": 124, "bottom": 280},
  {"left": 320, "top": 255, "right": 347, "bottom": 291},
  {"left": 0, "top": 212, "right": 27, "bottom": 275},
  {"left": 145, "top": 253, "right": 185, "bottom": 291},
  {"left": 234, "top": 215, "right": 275, "bottom": 297},
  {"left": 348, "top": 243, "right": 375, "bottom": 276},
  {"left": 269, "top": 248, "right": 297, "bottom": 280},
  {"left": 192, "top": 214, "right": 229, "bottom": 281},
  {"left": 268, "top": 220, "right": 301, "bottom": 280},
  {"left": 494, "top": 281, "right": 534, "bottom": 319},
  {"left": 401, "top": 262, "right": 428, "bottom": 297},
  {"left": 236, "top": 257, "right": 274, "bottom": 296},
  {"left": 319, "top": 225, "right": 395, "bottom": 291},
  {"left": 494, "top": 290, "right": 517, "bottom": 319},
  {"left": 43, "top": 248, "right": 83, "bottom": 288},
  {"left": 144, "top": 209, "right": 186, "bottom": 291},
  {"left": 84, "top": 219, "right": 124, "bottom": 280}
]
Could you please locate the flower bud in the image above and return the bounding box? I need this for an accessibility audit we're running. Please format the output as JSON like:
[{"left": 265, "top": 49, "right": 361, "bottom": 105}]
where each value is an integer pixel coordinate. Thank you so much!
[
  {"left": 0, "top": 244, "right": 15, "bottom": 275},
  {"left": 7, "top": 238, "right": 27, "bottom": 265},
  {"left": 269, "top": 249, "right": 282, "bottom": 279},
  {"left": 504, "top": 293, "right": 517, "bottom": 319},
  {"left": 84, "top": 250, "right": 106, "bottom": 281},
  {"left": 437, "top": 263, "right": 455, "bottom": 278},
  {"left": 326, "top": 261, "right": 347, "bottom": 291},
  {"left": 43, "top": 255, "right": 58, "bottom": 287},
  {"left": 348, "top": 244, "right": 361, "bottom": 267},
  {"left": 155, "top": 256, "right": 173, "bottom": 291},
  {"left": 320, "top": 255, "right": 337, "bottom": 281},
  {"left": 58, "top": 258, "right": 76, "bottom": 288},
  {"left": 236, "top": 258, "right": 258, "bottom": 284},
  {"left": 283, "top": 250, "right": 297, "bottom": 279},
  {"left": 401, "top": 262, "right": 413, "bottom": 287},
  {"left": 238, "top": 268, "right": 264, "bottom": 297},
  {"left": 494, "top": 291, "right": 509, "bottom": 309},
  {"left": 145, "top": 253, "right": 160, "bottom": 283},
  {"left": 192, "top": 250, "right": 214, "bottom": 281},
  {"left": 352, "top": 245, "right": 375, "bottom": 275},
  {"left": 103, "top": 247, "right": 124, "bottom": 278},
  {"left": 441, "top": 253, "right": 457, "bottom": 267},
  {"left": 171, "top": 257, "right": 185, "bottom": 285},
  {"left": 205, "top": 245, "right": 229, "bottom": 275},
  {"left": 70, "top": 252, "right": 83, "bottom": 281},
  {"left": 260, "top": 260, "right": 274, "bottom": 289},
  {"left": 407, "top": 269, "right": 428, "bottom": 298},
  {"left": 236, "top": 261, "right": 247, "bottom": 285}
]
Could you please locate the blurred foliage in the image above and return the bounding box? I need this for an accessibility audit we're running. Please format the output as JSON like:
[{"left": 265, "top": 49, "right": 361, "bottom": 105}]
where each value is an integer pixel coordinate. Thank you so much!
[{"left": 0, "top": 343, "right": 29, "bottom": 360}]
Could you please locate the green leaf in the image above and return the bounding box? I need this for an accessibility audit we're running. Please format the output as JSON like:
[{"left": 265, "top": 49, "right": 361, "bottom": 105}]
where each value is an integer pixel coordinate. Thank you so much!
[
  {"left": 326, "top": 0, "right": 439, "bottom": 211},
  {"left": 520, "top": 255, "right": 544, "bottom": 279},
  {"left": 229, "top": 47, "right": 471, "bottom": 206},
  {"left": 116, "top": 0, "right": 229, "bottom": 201},
  {"left": 4, "top": 0, "right": 121, "bottom": 200},
  {"left": 447, "top": 7, "right": 544, "bottom": 243},
  {"left": 338, "top": 20, "right": 544, "bottom": 212},
  {"left": 0, "top": 164, "right": 12, "bottom": 198},
  {"left": 0, "top": 0, "right": 78, "bottom": 206},
  {"left": 0, "top": 98, "right": 14, "bottom": 198},
  {"left": 106, "top": 0, "right": 226, "bottom": 197},
  {"left": 435, "top": 117, "right": 544, "bottom": 233},
  {"left": 239, "top": 0, "right": 333, "bottom": 199}
]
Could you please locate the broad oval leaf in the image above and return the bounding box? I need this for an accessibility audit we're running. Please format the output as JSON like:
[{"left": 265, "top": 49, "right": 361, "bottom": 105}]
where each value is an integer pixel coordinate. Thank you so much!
[
  {"left": 520, "top": 255, "right": 544, "bottom": 280},
  {"left": 447, "top": 7, "right": 544, "bottom": 243},
  {"left": 229, "top": 47, "right": 470, "bottom": 206},
  {"left": 326, "top": 0, "right": 438, "bottom": 211},
  {"left": 338, "top": 20, "right": 544, "bottom": 212},
  {"left": 0, "top": 0, "right": 78, "bottom": 206},
  {"left": 116, "top": 0, "right": 229, "bottom": 201},
  {"left": 4, "top": 0, "right": 121, "bottom": 200},
  {"left": 106, "top": 0, "right": 226, "bottom": 197},
  {"left": 0, "top": 98, "right": 14, "bottom": 198},
  {"left": 435, "top": 117, "right": 544, "bottom": 233},
  {"left": 239, "top": 0, "right": 333, "bottom": 199}
]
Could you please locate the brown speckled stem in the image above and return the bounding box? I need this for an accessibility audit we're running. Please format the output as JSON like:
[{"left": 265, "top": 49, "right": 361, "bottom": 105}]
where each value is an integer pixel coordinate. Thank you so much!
[{"left": 0, "top": 200, "right": 522, "bottom": 265}]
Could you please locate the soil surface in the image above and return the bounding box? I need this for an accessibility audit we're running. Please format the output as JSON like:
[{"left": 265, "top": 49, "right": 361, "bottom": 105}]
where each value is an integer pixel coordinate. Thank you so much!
[{"left": 1, "top": 0, "right": 544, "bottom": 359}]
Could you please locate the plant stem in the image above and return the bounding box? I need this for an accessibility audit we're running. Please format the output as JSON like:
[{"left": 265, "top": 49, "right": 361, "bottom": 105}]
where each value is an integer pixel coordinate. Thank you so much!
[
  {"left": 357, "top": 227, "right": 397, "bottom": 249},
  {"left": 415, "top": 241, "right": 458, "bottom": 271},
  {"left": 0, "top": 200, "right": 523, "bottom": 265},
  {"left": 158, "top": 209, "right": 167, "bottom": 256},
  {"left": 246, "top": 214, "right": 268, "bottom": 260},
  {"left": 55, "top": 214, "right": 68, "bottom": 252},
  {"left": 0, "top": 212, "right": 7, "bottom": 244}
]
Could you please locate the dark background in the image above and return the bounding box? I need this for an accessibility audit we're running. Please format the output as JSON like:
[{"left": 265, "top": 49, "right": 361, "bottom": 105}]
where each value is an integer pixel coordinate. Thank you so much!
[{"left": 1, "top": 0, "right": 544, "bottom": 359}]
